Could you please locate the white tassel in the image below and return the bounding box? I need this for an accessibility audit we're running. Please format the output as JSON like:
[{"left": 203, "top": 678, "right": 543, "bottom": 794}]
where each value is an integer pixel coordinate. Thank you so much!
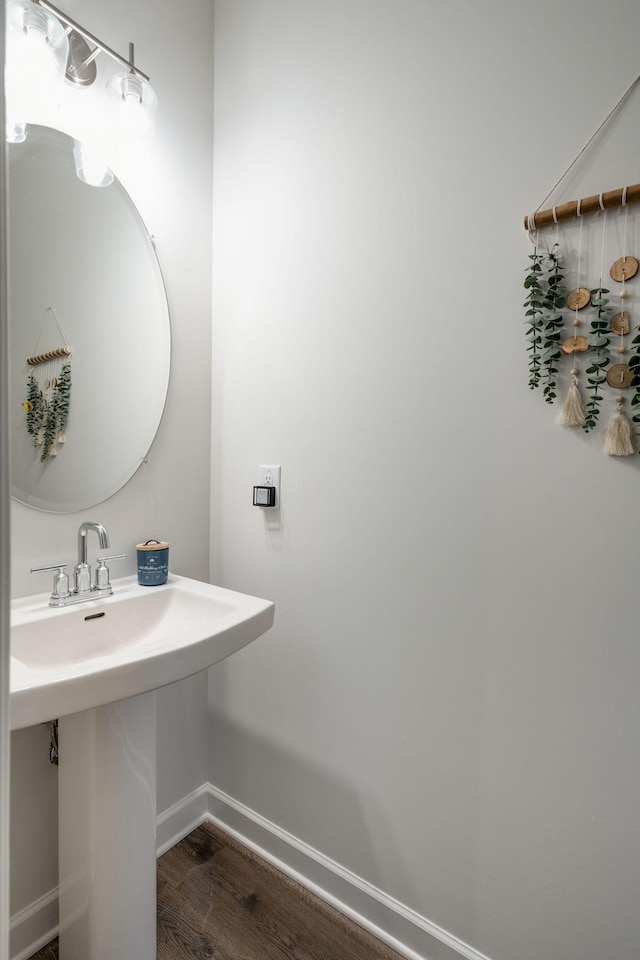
[
  {"left": 556, "top": 370, "right": 586, "bottom": 427},
  {"left": 603, "top": 396, "right": 635, "bottom": 456}
]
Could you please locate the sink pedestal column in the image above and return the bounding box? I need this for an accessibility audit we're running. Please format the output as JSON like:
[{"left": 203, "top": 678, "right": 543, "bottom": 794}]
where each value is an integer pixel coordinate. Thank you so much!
[{"left": 58, "top": 691, "right": 157, "bottom": 960}]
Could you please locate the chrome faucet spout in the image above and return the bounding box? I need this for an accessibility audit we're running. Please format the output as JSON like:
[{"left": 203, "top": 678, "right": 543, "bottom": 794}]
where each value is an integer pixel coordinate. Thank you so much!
[
  {"left": 76, "top": 522, "right": 110, "bottom": 593},
  {"left": 77, "top": 521, "right": 110, "bottom": 565}
]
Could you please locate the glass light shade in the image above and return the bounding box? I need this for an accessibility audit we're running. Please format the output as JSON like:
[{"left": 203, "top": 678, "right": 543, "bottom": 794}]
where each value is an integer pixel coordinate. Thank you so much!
[
  {"left": 5, "top": 0, "right": 69, "bottom": 142},
  {"left": 73, "top": 140, "right": 114, "bottom": 188},
  {"left": 6, "top": 119, "right": 27, "bottom": 144},
  {"left": 105, "top": 71, "right": 158, "bottom": 171}
]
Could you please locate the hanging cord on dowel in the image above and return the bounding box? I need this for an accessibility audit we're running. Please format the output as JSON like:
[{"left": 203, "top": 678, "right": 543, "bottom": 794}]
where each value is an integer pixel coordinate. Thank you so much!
[
  {"left": 27, "top": 306, "right": 72, "bottom": 366},
  {"left": 557, "top": 214, "right": 587, "bottom": 426},
  {"left": 603, "top": 200, "right": 635, "bottom": 454},
  {"left": 599, "top": 204, "right": 607, "bottom": 284},
  {"left": 577, "top": 207, "right": 584, "bottom": 300},
  {"left": 526, "top": 71, "right": 640, "bottom": 235}
]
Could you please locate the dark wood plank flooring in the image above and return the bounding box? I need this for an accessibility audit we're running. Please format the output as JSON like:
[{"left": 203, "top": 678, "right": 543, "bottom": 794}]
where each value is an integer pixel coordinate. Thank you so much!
[{"left": 29, "top": 822, "right": 405, "bottom": 960}]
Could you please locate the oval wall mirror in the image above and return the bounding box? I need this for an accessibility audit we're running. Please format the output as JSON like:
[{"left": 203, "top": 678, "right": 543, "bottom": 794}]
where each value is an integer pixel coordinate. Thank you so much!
[{"left": 8, "top": 124, "right": 170, "bottom": 513}]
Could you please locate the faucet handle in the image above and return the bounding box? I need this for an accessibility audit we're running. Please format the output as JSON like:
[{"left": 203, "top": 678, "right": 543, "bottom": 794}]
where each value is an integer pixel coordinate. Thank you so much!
[
  {"left": 95, "top": 554, "right": 127, "bottom": 590},
  {"left": 31, "top": 563, "right": 70, "bottom": 601}
]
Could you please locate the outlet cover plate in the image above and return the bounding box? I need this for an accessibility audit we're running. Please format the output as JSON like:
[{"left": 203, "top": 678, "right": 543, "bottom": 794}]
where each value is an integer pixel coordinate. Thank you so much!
[{"left": 258, "top": 465, "right": 280, "bottom": 508}]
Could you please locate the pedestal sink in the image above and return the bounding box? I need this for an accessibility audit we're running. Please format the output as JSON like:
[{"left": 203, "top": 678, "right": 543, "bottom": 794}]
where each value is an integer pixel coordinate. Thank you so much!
[{"left": 10, "top": 574, "right": 275, "bottom": 959}]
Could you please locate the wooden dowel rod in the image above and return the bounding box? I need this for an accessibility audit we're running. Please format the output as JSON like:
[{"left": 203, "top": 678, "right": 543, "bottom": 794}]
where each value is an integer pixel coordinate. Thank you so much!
[
  {"left": 523, "top": 182, "right": 640, "bottom": 231},
  {"left": 26, "top": 346, "right": 73, "bottom": 366}
]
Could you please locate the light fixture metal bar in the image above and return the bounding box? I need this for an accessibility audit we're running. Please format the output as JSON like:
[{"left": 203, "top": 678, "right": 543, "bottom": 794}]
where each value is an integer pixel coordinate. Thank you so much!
[
  {"left": 36, "top": 0, "right": 151, "bottom": 82},
  {"left": 80, "top": 46, "right": 102, "bottom": 69}
]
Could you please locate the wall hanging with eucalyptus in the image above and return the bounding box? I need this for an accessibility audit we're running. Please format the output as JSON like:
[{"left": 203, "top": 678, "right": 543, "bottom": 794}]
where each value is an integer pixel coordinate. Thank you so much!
[
  {"left": 523, "top": 72, "right": 640, "bottom": 457},
  {"left": 23, "top": 306, "right": 73, "bottom": 462}
]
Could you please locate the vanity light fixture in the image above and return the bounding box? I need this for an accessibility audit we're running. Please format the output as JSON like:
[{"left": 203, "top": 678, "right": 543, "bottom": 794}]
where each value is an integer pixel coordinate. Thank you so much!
[
  {"left": 4, "top": 0, "right": 157, "bottom": 186},
  {"left": 4, "top": 0, "right": 69, "bottom": 143}
]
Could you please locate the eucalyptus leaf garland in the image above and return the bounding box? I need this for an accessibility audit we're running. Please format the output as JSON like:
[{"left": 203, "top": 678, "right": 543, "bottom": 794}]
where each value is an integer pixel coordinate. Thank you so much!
[
  {"left": 524, "top": 250, "right": 545, "bottom": 390},
  {"left": 583, "top": 286, "right": 611, "bottom": 432},
  {"left": 524, "top": 245, "right": 566, "bottom": 401},
  {"left": 629, "top": 330, "right": 640, "bottom": 425},
  {"left": 541, "top": 245, "right": 566, "bottom": 404},
  {"left": 51, "top": 361, "right": 71, "bottom": 438},
  {"left": 24, "top": 373, "right": 44, "bottom": 440},
  {"left": 23, "top": 360, "right": 72, "bottom": 462}
]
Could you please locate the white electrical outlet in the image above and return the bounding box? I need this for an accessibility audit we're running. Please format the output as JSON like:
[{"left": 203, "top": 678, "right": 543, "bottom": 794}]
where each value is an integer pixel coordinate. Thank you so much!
[{"left": 258, "top": 464, "right": 281, "bottom": 508}]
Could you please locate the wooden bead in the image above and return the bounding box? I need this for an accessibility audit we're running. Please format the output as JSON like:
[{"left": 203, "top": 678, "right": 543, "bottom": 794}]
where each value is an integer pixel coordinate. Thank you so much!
[
  {"left": 619, "top": 288, "right": 629, "bottom": 298},
  {"left": 572, "top": 318, "right": 580, "bottom": 327},
  {"left": 617, "top": 345, "right": 627, "bottom": 354},
  {"left": 570, "top": 368, "right": 579, "bottom": 376}
]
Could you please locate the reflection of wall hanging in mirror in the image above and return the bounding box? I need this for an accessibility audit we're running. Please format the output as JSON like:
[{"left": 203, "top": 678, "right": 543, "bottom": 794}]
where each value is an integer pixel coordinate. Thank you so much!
[
  {"left": 522, "top": 72, "right": 640, "bottom": 457},
  {"left": 23, "top": 306, "right": 73, "bottom": 462}
]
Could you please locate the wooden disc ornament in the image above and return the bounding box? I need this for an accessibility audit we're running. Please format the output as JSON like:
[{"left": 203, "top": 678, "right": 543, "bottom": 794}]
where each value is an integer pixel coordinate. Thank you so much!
[
  {"left": 567, "top": 287, "right": 591, "bottom": 310},
  {"left": 606, "top": 364, "right": 633, "bottom": 388},
  {"left": 561, "top": 335, "right": 589, "bottom": 355},
  {"left": 610, "top": 256, "right": 639, "bottom": 282},
  {"left": 611, "top": 311, "right": 630, "bottom": 335}
]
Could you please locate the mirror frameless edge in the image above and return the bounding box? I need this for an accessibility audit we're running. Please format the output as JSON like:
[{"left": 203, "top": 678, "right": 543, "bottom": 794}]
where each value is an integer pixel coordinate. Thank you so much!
[
  {"left": 1, "top": 9, "right": 13, "bottom": 956},
  {"left": 8, "top": 124, "right": 171, "bottom": 513}
]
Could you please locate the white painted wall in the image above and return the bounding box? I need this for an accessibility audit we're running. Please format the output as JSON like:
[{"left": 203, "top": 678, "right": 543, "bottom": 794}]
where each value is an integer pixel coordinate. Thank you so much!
[
  {"left": 9, "top": 0, "right": 213, "bottom": 933},
  {"left": 209, "top": 3, "right": 640, "bottom": 960}
]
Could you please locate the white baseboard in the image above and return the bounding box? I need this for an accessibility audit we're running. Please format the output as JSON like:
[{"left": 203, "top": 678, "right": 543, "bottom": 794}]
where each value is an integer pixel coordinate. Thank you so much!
[
  {"left": 10, "top": 782, "right": 493, "bottom": 960},
  {"left": 204, "top": 784, "right": 493, "bottom": 960},
  {"left": 9, "top": 887, "right": 58, "bottom": 960},
  {"left": 156, "top": 782, "right": 211, "bottom": 856}
]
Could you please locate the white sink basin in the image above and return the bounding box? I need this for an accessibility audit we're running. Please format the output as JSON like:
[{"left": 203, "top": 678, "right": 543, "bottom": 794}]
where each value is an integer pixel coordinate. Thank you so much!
[{"left": 10, "top": 573, "right": 274, "bottom": 729}]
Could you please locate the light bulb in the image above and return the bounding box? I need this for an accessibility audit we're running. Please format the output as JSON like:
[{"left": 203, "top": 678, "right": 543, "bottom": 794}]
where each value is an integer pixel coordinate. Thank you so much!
[
  {"left": 73, "top": 141, "right": 114, "bottom": 188},
  {"left": 106, "top": 70, "right": 158, "bottom": 173},
  {"left": 5, "top": 0, "right": 69, "bottom": 141},
  {"left": 6, "top": 119, "right": 27, "bottom": 143}
]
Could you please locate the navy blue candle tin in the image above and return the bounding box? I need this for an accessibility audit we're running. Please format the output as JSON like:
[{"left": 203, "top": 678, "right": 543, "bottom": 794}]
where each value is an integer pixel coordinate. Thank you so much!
[{"left": 136, "top": 540, "right": 169, "bottom": 586}]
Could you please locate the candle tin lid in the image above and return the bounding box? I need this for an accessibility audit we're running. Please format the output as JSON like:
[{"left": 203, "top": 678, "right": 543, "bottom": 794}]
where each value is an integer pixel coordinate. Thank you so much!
[{"left": 137, "top": 540, "right": 170, "bottom": 550}]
